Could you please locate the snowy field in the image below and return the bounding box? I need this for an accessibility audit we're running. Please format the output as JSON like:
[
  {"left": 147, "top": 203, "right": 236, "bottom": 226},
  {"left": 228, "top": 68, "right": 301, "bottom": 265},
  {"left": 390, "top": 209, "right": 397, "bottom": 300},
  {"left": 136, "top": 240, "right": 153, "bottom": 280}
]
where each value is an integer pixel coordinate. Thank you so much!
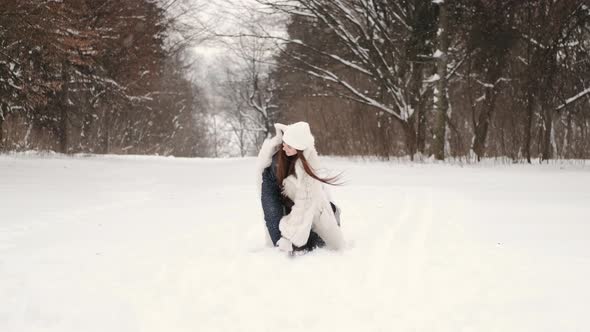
[{"left": 1, "top": 153, "right": 589, "bottom": 332}]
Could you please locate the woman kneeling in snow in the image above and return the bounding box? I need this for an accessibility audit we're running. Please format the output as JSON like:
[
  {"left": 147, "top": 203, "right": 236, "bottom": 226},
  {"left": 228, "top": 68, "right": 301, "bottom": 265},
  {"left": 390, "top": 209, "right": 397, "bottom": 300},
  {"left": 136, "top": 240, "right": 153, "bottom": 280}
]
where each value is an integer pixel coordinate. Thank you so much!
[{"left": 257, "top": 121, "right": 345, "bottom": 253}]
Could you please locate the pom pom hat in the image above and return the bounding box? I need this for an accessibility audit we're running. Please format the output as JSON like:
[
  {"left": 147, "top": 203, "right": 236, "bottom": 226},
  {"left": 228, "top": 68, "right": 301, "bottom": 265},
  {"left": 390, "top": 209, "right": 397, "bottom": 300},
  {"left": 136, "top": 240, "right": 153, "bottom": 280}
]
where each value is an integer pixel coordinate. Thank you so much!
[{"left": 281, "top": 121, "right": 315, "bottom": 151}]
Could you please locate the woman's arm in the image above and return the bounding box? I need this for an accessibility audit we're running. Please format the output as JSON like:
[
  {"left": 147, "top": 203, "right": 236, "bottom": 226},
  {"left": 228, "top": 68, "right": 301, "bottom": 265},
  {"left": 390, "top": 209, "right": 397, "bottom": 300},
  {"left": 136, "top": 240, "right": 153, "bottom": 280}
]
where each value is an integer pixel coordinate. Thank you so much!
[
  {"left": 278, "top": 164, "right": 320, "bottom": 247},
  {"left": 261, "top": 162, "right": 284, "bottom": 246}
]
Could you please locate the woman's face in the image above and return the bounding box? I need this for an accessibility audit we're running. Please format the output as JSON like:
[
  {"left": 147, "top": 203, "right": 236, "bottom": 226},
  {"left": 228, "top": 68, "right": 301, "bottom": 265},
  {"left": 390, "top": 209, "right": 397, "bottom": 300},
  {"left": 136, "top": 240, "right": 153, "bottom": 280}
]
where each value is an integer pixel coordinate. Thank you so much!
[{"left": 282, "top": 142, "right": 297, "bottom": 157}]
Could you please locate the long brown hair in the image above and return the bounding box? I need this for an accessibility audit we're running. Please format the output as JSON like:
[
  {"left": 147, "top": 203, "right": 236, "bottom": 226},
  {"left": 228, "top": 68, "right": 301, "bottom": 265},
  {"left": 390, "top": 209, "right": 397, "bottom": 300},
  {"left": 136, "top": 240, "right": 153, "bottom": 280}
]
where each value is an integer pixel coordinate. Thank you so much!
[{"left": 276, "top": 149, "right": 342, "bottom": 188}]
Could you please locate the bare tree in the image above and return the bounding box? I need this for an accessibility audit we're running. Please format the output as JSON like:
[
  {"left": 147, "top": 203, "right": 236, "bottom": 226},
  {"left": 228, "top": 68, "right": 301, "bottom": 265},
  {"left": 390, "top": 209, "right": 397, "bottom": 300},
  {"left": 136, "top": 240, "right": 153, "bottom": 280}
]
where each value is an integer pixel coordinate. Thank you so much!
[
  {"left": 432, "top": 0, "right": 450, "bottom": 160},
  {"left": 256, "top": 0, "right": 442, "bottom": 157},
  {"left": 263, "top": 0, "right": 589, "bottom": 161},
  {"left": 512, "top": 1, "right": 589, "bottom": 162},
  {"left": 0, "top": 0, "right": 213, "bottom": 156},
  {"left": 207, "top": 2, "right": 282, "bottom": 153}
]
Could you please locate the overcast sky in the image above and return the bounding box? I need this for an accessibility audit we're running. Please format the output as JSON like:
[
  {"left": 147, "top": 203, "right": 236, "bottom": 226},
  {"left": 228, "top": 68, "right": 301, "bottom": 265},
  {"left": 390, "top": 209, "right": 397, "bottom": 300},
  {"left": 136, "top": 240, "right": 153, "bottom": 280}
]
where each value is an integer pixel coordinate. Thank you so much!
[
  {"left": 189, "top": 0, "right": 279, "bottom": 56},
  {"left": 185, "top": 0, "right": 287, "bottom": 87}
]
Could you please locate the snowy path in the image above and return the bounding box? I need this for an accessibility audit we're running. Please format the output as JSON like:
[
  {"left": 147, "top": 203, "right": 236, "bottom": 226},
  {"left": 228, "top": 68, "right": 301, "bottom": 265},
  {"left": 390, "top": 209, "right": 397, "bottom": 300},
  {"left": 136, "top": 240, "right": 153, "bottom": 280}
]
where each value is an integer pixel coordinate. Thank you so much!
[{"left": 1, "top": 154, "right": 589, "bottom": 332}]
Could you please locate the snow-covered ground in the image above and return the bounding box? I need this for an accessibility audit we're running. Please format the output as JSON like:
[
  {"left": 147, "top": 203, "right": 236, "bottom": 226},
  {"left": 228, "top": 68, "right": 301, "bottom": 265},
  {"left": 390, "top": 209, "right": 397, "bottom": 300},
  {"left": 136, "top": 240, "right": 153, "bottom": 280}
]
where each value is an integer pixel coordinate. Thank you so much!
[{"left": 1, "top": 153, "right": 589, "bottom": 332}]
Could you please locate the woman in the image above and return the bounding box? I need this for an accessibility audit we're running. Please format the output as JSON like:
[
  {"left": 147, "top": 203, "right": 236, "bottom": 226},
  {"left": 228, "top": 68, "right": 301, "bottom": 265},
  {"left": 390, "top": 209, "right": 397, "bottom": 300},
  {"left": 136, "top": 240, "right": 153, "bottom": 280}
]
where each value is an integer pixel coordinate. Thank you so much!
[{"left": 257, "top": 122, "right": 345, "bottom": 253}]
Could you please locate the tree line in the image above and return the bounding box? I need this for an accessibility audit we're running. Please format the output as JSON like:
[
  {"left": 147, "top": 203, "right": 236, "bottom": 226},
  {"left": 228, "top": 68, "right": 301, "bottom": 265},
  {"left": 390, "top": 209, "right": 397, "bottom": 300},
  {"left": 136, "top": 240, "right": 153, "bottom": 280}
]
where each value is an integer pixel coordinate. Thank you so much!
[
  {"left": 2, "top": 1, "right": 589, "bottom": 161},
  {"left": 261, "top": 0, "right": 590, "bottom": 161},
  {"left": 0, "top": 0, "right": 210, "bottom": 156}
]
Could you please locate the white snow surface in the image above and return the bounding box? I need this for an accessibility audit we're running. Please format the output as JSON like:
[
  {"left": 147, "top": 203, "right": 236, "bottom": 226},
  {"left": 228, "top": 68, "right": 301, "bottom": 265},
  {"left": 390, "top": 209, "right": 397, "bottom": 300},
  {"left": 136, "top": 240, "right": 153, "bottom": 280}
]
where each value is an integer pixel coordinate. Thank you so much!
[{"left": 1, "top": 153, "right": 589, "bottom": 332}]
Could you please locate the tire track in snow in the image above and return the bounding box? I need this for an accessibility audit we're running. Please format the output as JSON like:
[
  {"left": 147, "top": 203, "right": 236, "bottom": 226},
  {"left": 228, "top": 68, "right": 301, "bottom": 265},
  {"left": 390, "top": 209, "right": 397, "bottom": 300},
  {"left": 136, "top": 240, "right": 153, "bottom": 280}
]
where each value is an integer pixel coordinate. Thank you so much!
[
  {"left": 363, "top": 188, "right": 435, "bottom": 328},
  {"left": 403, "top": 189, "right": 434, "bottom": 327},
  {"left": 366, "top": 191, "right": 414, "bottom": 293}
]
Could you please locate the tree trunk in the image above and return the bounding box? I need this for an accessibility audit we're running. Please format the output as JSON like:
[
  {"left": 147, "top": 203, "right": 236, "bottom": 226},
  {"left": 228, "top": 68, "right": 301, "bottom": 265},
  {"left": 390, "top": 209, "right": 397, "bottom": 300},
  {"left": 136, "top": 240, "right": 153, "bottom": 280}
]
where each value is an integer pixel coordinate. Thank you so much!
[
  {"left": 58, "top": 108, "right": 68, "bottom": 153},
  {"left": 102, "top": 107, "right": 110, "bottom": 154},
  {"left": 409, "top": 63, "right": 427, "bottom": 155},
  {"left": 0, "top": 109, "right": 4, "bottom": 151},
  {"left": 541, "top": 108, "right": 553, "bottom": 162},
  {"left": 500, "top": 118, "right": 506, "bottom": 157},
  {"left": 562, "top": 112, "right": 572, "bottom": 159},
  {"left": 523, "top": 90, "right": 535, "bottom": 163},
  {"left": 584, "top": 120, "right": 589, "bottom": 159},
  {"left": 402, "top": 118, "right": 417, "bottom": 159},
  {"left": 239, "top": 112, "right": 247, "bottom": 157},
  {"left": 472, "top": 88, "right": 497, "bottom": 161},
  {"left": 433, "top": 0, "right": 449, "bottom": 160},
  {"left": 416, "top": 97, "right": 427, "bottom": 155},
  {"left": 59, "top": 62, "right": 69, "bottom": 154}
]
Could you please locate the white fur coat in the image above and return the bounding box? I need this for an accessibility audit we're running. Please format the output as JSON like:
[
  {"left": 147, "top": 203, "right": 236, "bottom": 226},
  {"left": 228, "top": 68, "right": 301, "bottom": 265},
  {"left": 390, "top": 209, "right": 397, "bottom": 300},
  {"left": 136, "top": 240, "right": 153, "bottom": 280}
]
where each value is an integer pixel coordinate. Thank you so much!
[{"left": 257, "top": 123, "right": 344, "bottom": 250}]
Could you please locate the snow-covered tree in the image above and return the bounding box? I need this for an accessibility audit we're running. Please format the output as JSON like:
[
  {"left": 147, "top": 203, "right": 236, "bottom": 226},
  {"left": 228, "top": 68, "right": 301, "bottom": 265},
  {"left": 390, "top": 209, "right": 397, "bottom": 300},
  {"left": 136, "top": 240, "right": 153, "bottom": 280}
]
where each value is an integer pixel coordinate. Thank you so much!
[
  {"left": 0, "top": 0, "right": 212, "bottom": 156},
  {"left": 258, "top": 0, "right": 439, "bottom": 157}
]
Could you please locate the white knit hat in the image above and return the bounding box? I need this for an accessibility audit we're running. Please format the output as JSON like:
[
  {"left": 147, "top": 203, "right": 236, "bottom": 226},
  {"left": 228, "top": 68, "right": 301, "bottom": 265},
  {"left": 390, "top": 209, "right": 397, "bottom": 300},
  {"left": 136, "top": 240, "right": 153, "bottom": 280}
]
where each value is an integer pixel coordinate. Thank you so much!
[{"left": 282, "top": 121, "right": 315, "bottom": 151}]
